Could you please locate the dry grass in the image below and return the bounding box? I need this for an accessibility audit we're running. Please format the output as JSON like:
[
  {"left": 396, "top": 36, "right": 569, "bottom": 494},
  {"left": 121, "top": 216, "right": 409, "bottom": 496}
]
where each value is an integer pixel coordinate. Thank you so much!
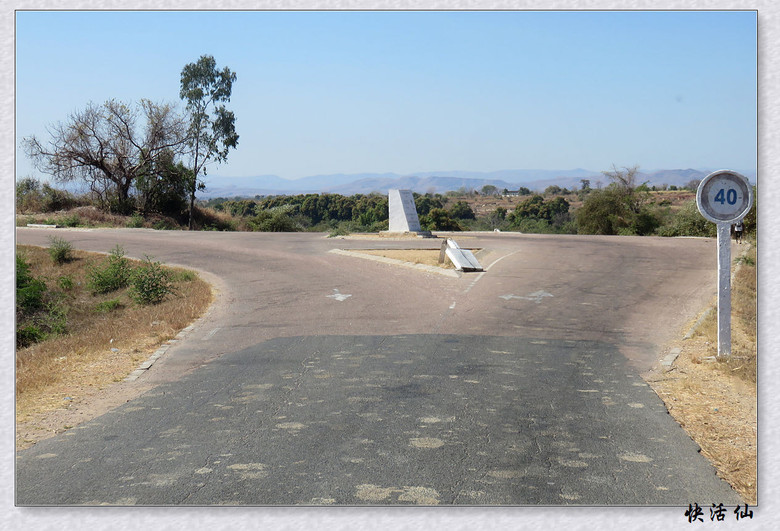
[
  {"left": 646, "top": 240, "right": 757, "bottom": 504},
  {"left": 357, "top": 248, "right": 454, "bottom": 269},
  {"left": 15, "top": 245, "right": 213, "bottom": 441}
]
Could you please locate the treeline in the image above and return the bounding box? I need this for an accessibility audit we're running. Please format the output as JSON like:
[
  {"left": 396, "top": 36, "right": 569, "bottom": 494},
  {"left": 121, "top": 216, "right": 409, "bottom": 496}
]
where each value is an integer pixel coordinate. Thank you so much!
[
  {"left": 17, "top": 166, "right": 756, "bottom": 239},
  {"left": 202, "top": 193, "right": 479, "bottom": 233}
]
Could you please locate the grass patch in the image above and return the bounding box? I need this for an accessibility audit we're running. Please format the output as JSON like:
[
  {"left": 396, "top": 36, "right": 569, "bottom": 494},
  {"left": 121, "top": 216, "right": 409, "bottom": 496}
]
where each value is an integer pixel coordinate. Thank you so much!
[
  {"left": 357, "top": 248, "right": 455, "bottom": 269},
  {"left": 690, "top": 242, "right": 757, "bottom": 383},
  {"left": 15, "top": 245, "right": 213, "bottom": 446}
]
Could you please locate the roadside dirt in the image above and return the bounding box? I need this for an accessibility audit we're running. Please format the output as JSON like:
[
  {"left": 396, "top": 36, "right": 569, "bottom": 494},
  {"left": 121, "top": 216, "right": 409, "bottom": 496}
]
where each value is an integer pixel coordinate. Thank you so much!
[{"left": 645, "top": 328, "right": 757, "bottom": 505}]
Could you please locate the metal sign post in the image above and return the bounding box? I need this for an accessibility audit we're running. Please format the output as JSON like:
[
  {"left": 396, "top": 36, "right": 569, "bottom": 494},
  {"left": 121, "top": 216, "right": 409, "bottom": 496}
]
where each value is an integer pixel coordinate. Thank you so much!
[{"left": 696, "top": 170, "right": 754, "bottom": 360}]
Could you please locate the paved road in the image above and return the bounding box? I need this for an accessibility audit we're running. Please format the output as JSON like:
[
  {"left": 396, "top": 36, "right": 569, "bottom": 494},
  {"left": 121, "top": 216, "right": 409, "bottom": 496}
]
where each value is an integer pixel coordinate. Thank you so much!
[{"left": 15, "top": 228, "right": 741, "bottom": 505}]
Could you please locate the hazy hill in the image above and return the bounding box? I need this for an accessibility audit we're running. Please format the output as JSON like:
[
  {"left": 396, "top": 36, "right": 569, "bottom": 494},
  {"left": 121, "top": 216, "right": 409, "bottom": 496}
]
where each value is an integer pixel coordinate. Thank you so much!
[{"left": 199, "top": 168, "right": 755, "bottom": 198}]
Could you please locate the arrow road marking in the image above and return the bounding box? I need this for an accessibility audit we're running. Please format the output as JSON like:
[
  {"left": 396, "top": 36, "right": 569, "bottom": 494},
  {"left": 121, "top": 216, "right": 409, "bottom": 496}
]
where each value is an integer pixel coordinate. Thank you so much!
[
  {"left": 327, "top": 288, "right": 352, "bottom": 302},
  {"left": 499, "top": 290, "right": 553, "bottom": 304}
]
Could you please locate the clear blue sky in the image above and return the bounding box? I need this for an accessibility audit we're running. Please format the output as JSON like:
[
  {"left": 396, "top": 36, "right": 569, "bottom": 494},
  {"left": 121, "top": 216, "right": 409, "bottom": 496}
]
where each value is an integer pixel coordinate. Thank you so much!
[{"left": 15, "top": 10, "right": 757, "bottom": 181}]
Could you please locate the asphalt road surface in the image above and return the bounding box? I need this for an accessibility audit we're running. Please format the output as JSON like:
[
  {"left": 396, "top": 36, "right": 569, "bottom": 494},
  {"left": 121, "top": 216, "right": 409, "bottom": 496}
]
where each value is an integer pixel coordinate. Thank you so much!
[{"left": 15, "top": 228, "right": 741, "bottom": 506}]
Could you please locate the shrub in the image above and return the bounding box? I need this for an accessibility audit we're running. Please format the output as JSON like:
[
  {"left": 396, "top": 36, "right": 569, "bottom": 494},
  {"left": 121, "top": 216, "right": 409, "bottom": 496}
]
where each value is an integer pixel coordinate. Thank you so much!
[
  {"left": 48, "top": 236, "right": 73, "bottom": 265},
  {"left": 248, "top": 205, "right": 303, "bottom": 232},
  {"left": 86, "top": 246, "right": 132, "bottom": 294},
  {"left": 126, "top": 213, "right": 145, "bottom": 228},
  {"left": 656, "top": 202, "right": 716, "bottom": 238},
  {"left": 60, "top": 214, "right": 81, "bottom": 227},
  {"left": 17, "top": 324, "right": 45, "bottom": 348},
  {"left": 152, "top": 219, "right": 177, "bottom": 230},
  {"left": 58, "top": 275, "right": 75, "bottom": 291},
  {"left": 16, "top": 254, "right": 46, "bottom": 314},
  {"left": 130, "top": 256, "right": 174, "bottom": 305}
]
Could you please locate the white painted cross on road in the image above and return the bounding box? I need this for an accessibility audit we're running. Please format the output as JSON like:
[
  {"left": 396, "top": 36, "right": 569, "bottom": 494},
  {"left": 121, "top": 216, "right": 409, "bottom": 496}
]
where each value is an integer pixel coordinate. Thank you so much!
[
  {"left": 499, "top": 290, "right": 553, "bottom": 304},
  {"left": 327, "top": 288, "right": 352, "bottom": 302}
]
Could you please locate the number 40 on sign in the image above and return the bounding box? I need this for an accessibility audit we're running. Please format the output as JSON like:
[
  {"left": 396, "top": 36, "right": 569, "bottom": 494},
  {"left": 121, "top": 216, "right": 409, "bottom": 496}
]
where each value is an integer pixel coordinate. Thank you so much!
[{"left": 696, "top": 170, "right": 754, "bottom": 360}]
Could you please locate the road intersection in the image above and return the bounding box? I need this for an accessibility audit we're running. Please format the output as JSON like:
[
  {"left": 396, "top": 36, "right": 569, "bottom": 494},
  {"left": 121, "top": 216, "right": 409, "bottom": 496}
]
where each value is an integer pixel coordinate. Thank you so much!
[{"left": 15, "top": 228, "right": 741, "bottom": 505}]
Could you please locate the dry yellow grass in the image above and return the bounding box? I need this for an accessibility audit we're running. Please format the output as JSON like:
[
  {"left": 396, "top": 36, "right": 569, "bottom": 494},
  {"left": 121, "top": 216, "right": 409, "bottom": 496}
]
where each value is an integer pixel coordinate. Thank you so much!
[
  {"left": 15, "top": 245, "right": 213, "bottom": 445},
  {"left": 358, "top": 248, "right": 455, "bottom": 269},
  {"left": 646, "top": 240, "right": 757, "bottom": 504}
]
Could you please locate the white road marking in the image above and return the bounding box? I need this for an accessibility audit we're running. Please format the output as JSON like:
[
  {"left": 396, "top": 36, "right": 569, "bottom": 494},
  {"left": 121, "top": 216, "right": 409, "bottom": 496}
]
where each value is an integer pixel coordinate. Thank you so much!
[
  {"left": 462, "top": 250, "right": 520, "bottom": 294},
  {"left": 327, "top": 288, "right": 352, "bottom": 302},
  {"left": 500, "top": 290, "right": 554, "bottom": 304},
  {"left": 485, "top": 250, "right": 520, "bottom": 271},
  {"left": 203, "top": 327, "right": 221, "bottom": 340}
]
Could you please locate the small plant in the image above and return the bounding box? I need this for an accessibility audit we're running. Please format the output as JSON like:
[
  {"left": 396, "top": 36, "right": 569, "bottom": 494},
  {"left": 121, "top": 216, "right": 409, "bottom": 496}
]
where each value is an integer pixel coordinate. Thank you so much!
[
  {"left": 130, "top": 256, "right": 174, "bottom": 305},
  {"left": 48, "top": 236, "right": 73, "bottom": 265},
  {"left": 86, "top": 245, "right": 132, "bottom": 295},
  {"left": 126, "top": 213, "right": 145, "bottom": 228},
  {"left": 94, "top": 299, "right": 123, "bottom": 313},
  {"left": 735, "top": 255, "right": 756, "bottom": 267},
  {"left": 57, "top": 275, "right": 75, "bottom": 291},
  {"left": 46, "top": 302, "right": 68, "bottom": 335},
  {"left": 60, "top": 214, "right": 81, "bottom": 227}
]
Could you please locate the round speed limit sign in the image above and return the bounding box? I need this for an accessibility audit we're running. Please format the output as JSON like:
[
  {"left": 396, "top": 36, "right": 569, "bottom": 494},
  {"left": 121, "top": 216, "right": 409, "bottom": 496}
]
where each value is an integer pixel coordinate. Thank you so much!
[{"left": 696, "top": 170, "right": 753, "bottom": 224}]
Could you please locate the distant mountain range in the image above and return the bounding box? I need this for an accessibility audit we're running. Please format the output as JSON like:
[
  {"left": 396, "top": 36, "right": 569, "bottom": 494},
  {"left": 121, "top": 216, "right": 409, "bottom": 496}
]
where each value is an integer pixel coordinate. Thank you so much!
[{"left": 200, "top": 168, "right": 756, "bottom": 198}]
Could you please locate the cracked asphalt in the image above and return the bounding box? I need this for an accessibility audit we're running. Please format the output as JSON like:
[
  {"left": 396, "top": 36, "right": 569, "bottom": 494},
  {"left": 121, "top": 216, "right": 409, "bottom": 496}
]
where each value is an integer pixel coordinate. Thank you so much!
[{"left": 15, "top": 229, "right": 741, "bottom": 505}]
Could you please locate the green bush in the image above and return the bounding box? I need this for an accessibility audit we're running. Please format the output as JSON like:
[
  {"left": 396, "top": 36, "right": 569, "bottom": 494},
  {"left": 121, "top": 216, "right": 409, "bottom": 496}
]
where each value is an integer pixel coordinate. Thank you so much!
[
  {"left": 16, "top": 253, "right": 68, "bottom": 347},
  {"left": 656, "top": 202, "right": 716, "bottom": 238},
  {"left": 60, "top": 214, "right": 81, "bottom": 227},
  {"left": 126, "top": 213, "right": 145, "bottom": 228},
  {"left": 130, "top": 256, "right": 174, "bottom": 305},
  {"left": 58, "top": 275, "right": 75, "bottom": 291},
  {"left": 248, "top": 205, "right": 303, "bottom": 232},
  {"left": 17, "top": 324, "right": 45, "bottom": 348},
  {"left": 48, "top": 236, "right": 73, "bottom": 265},
  {"left": 16, "top": 254, "right": 46, "bottom": 314},
  {"left": 86, "top": 246, "right": 132, "bottom": 295},
  {"left": 152, "top": 219, "right": 177, "bottom": 230}
]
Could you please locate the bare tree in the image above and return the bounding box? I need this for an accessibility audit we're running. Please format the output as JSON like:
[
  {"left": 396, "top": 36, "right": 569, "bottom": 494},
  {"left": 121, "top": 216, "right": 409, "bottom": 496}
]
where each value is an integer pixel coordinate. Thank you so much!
[
  {"left": 602, "top": 164, "right": 641, "bottom": 191},
  {"left": 23, "top": 99, "right": 188, "bottom": 213}
]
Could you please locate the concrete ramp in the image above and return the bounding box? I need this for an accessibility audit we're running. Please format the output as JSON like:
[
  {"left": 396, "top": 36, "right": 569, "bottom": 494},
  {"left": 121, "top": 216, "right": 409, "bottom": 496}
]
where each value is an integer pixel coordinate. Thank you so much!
[{"left": 443, "top": 238, "right": 483, "bottom": 272}]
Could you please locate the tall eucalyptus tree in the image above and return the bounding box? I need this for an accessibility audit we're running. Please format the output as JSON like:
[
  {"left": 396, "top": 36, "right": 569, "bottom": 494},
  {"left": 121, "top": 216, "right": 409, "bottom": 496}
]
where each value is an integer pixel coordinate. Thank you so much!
[{"left": 180, "top": 55, "right": 239, "bottom": 229}]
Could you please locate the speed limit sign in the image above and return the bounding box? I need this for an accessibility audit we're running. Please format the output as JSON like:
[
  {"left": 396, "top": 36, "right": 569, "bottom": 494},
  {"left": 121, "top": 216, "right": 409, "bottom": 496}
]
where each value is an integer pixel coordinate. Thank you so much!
[
  {"left": 697, "top": 170, "right": 753, "bottom": 223},
  {"left": 696, "top": 169, "right": 754, "bottom": 360}
]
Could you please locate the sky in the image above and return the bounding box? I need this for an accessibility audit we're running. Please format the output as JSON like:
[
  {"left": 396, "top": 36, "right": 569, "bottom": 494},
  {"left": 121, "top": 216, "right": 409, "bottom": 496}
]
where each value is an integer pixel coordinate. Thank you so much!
[{"left": 15, "top": 10, "right": 757, "bottom": 182}]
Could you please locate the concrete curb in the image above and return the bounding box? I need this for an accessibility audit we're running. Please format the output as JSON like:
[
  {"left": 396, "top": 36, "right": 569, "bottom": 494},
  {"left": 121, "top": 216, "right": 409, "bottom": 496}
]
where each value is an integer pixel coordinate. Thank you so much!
[{"left": 661, "top": 348, "right": 682, "bottom": 371}]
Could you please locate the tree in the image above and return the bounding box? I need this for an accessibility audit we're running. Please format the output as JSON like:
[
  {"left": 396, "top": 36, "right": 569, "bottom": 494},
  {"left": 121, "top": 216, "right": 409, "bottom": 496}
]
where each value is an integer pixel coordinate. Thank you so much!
[
  {"left": 180, "top": 55, "right": 239, "bottom": 229},
  {"left": 135, "top": 149, "right": 193, "bottom": 218},
  {"left": 423, "top": 208, "right": 461, "bottom": 231},
  {"left": 481, "top": 184, "right": 499, "bottom": 196},
  {"left": 449, "top": 201, "right": 476, "bottom": 220},
  {"left": 577, "top": 166, "right": 660, "bottom": 236},
  {"left": 23, "top": 99, "right": 188, "bottom": 213}
]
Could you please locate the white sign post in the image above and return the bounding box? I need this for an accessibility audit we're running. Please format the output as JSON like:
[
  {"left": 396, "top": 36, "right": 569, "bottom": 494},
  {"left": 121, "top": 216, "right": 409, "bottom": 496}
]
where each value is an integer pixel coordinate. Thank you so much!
[{"left": 696, "top": 170, "right": 754, "bottom": 360}]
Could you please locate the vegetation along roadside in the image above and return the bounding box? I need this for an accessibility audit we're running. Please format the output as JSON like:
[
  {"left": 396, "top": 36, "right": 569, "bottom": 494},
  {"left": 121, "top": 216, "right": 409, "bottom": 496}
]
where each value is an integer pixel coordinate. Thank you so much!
[{"left": 15, "top": 243, "right": 213, "bottom": 450}]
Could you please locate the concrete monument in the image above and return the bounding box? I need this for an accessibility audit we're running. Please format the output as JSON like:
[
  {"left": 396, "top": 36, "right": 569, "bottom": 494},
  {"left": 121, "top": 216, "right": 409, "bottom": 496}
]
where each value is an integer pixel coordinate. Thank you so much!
[{"left": 388, "top": 189, "right": 422, "bottom": 232}]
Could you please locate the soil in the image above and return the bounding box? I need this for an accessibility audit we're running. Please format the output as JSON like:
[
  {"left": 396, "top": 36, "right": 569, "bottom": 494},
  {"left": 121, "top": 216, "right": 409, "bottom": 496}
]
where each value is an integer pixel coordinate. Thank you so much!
[{"left": 645, "top": 318, "right": 757, "bottom": 505}]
